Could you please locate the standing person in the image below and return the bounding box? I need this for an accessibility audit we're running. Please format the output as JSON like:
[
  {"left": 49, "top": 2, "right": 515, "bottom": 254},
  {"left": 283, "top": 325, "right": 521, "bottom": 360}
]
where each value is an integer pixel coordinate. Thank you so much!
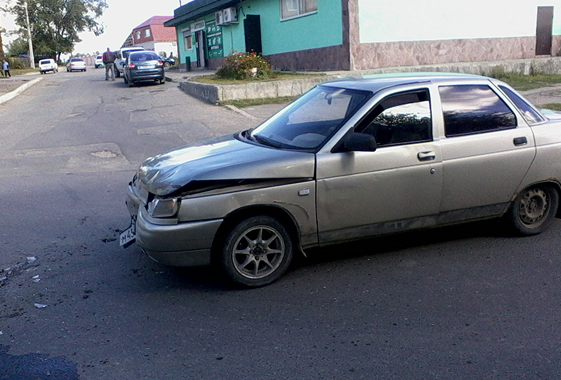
[
  {"left": 102, "top": 48, "right": 116, "bottom": 81},
  {"left": 3, "top": 60, "right": 10, "bottom": 77}
]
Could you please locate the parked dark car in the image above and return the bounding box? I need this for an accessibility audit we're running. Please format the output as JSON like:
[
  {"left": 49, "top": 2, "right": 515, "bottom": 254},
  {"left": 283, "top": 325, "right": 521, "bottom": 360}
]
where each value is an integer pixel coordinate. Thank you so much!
[
  {"left": 121, "top": 73, "right": 561, "bottom": 287},
  {"left": 162, "top": 56, "right": 175, "bottom": 68},
  {"left": 123, "top": 51, "right": 165, "bottom": 87}
]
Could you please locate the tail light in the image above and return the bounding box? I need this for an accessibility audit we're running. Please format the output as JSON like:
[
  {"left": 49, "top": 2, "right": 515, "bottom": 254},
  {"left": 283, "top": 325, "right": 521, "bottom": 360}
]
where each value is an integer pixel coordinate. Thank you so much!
[
  {"left": 128, "top": 63, "right": 136, "bottom": 69},
  {"left": 157, "top": 61, "right": 164, "bottom": 67}
]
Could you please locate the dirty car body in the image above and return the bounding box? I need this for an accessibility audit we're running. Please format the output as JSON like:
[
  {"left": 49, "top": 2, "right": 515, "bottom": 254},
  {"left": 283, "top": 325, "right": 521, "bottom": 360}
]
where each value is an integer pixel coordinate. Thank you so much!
[
  {"left": 122, "top": 73, "right": 561, "bottom": 287},
  {"left": 123, "top": 51, "right": 165, "bottom": 87}
]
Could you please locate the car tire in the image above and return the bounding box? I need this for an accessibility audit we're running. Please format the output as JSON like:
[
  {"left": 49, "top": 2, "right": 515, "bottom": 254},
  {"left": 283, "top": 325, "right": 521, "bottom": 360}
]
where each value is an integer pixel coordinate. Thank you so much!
[
  {"left": 507, "top": 184, "right": 559, "bottom": 235},
  {"left": 164, "top": 62, "right": 171, "bottom": 68},
  {"left": 123, "top": 76, "right": 128, "bottom": 84},
  {"left": 159, "top": 78, "right": 165, "bottom": 84},
  {"left": 115, "top": 69, "right": 120, "bottom": 78},
  {"left": 220, "top": 215, "right": 293, "bottom": 287}
]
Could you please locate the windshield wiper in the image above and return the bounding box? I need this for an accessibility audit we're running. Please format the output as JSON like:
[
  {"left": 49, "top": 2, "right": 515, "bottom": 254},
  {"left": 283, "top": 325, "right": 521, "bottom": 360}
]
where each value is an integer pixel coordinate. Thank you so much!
[{"left": 252, "top": 134, "right": 283, "bottom": 148}]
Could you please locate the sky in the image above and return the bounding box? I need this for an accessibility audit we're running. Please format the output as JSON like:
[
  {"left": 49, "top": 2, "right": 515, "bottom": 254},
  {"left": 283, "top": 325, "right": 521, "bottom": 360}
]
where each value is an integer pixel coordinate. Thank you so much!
[{"left": 1, "top": 0, "right": 192, "bottom": 55}]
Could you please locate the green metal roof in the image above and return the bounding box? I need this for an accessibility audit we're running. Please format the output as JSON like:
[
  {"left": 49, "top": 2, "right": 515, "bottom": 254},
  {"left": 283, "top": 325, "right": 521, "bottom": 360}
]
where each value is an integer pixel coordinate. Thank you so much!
[{"left": 164, "top": 0, "right": 241, "bottom": 27}]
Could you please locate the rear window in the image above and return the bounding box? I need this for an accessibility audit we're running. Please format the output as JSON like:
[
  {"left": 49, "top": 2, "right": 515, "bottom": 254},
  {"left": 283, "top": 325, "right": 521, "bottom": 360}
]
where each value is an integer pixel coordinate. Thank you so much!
[
  {"left": 71, "top": 58, "right": 84, "bottom": 62},
  {"left": 130, "top": 53, "right": 160, "bottom": 62},
  {"left": 40, "top": 60, "right": 50, "bottom": 64}
]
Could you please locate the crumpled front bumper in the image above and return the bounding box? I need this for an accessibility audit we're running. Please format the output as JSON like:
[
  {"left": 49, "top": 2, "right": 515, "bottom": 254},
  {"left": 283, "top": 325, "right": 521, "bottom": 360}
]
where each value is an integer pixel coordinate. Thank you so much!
[{"left": 124, "top": 182, "right": 222, "bottom": 267}]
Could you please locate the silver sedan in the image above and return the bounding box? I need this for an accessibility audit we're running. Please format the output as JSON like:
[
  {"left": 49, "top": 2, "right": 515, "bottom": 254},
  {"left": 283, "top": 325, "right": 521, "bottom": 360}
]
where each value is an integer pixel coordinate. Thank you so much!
[{"left": 121, "top": 73, "right": 561, "bottom": 287}]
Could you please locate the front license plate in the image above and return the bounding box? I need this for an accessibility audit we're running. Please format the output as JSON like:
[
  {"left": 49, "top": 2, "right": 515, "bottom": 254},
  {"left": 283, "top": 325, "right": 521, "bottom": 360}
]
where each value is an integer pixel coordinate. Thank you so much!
[{"left": 119, "top": 219, "right": 136, "bottom": 248}]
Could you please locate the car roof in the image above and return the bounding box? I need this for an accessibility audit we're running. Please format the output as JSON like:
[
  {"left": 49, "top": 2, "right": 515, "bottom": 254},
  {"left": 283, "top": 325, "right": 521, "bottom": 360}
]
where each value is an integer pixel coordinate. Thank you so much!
[{"left": 321, "top": 72, "right": 497, "bottom": 92}]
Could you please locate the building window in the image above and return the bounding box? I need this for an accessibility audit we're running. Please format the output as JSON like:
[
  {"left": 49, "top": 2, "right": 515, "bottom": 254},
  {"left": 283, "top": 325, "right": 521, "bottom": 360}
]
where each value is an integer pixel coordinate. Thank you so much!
[
  {"left": 183, "top": 29, "right": 193, "bottom": 50},
  {"left": 280, "top": 0, "right": 317, "bottom": 20},
  {"left": 145, "top": 29, "right": 151, "bottom": 38},
  {"left": 136, "top": 31, "right": 141, "bottom": 40}
]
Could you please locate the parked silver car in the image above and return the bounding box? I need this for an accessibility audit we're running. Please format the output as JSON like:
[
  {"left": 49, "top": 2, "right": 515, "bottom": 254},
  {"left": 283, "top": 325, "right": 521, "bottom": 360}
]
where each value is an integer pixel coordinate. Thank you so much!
[
  {"left": 66, "top": 58, "right": 86, "bottom": 72},
  {"left": 121, "top": 73, "right": 561, "bottom": 287}
]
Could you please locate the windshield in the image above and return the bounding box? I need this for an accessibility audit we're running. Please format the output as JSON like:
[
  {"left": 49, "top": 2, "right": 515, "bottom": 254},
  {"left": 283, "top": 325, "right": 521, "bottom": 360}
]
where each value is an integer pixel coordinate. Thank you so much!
[{"left": 250, "top": 85, "right": 371, "bottom": 151}]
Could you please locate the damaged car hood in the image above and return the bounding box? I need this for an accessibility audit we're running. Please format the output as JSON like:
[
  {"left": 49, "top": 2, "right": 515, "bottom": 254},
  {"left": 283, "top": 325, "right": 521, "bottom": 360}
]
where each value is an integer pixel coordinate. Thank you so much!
[{"left": 137, "top": 134, "right": 316, "bottom": 196}]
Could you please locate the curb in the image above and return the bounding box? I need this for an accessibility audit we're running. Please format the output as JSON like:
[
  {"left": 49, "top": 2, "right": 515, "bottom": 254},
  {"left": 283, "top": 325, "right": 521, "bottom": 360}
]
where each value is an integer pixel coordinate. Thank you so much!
[
  {"left": 0, "top": 77, "right": 43, "bottom": 105},
  {"left": 177, "top": 75, "right": 341, "bottom": 104}
]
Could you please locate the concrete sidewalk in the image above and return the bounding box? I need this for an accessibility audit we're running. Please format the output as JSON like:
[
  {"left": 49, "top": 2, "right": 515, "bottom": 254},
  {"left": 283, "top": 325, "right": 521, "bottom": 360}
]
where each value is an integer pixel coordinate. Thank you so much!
[{"left": 0, "top": 73, "right": 43, "bottom": 105}]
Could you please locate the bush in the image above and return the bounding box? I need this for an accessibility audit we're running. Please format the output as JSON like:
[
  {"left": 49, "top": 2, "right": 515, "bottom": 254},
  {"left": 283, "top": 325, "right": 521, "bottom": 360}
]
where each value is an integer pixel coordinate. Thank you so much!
[{"left": 216, "top": 51, "right": 271, "bottom": 80}]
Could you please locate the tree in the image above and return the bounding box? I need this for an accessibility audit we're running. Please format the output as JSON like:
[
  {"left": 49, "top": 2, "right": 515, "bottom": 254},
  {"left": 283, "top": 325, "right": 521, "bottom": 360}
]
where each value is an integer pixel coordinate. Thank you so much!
[
  {"left": 11, "top": 0, "right": 107, "bottom": 61},
  {"left": 5, "top": 36, "right": 27, "bottom": 56}
]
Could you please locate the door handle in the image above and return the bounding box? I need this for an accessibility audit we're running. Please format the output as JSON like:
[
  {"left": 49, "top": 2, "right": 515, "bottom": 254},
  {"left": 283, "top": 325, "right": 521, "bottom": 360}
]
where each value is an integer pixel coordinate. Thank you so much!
[
  {"left": 513, "top": 137, "right": 528, "bottom": 146},
  {"left": 418, "top": 151, "right": 436, "bottom": 161}
]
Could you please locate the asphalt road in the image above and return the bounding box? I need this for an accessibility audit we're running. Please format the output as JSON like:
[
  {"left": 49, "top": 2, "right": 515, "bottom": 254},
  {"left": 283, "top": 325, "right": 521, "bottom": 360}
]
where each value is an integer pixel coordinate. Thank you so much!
[{"left": 1, "top": 69, "right": 561, "bottom": 380}]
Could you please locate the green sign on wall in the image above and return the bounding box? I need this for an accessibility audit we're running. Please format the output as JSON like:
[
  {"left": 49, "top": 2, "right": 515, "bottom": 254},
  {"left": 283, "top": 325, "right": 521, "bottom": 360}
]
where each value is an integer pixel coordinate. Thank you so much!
[{"left": 206, "top": 22, "right": 223, "bottom": 59}]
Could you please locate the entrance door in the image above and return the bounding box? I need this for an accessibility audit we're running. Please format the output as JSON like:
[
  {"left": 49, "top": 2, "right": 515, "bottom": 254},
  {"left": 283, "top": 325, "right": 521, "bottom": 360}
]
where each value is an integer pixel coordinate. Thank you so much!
[
  {"left": 195, "top": 30, "right": 206, "bottom": 68},
  {"left": 244, "top": 15, "right": 262, "bottom": 54},
  {"left": 536, "top": 6, "right": 554, "bottom": 55}
]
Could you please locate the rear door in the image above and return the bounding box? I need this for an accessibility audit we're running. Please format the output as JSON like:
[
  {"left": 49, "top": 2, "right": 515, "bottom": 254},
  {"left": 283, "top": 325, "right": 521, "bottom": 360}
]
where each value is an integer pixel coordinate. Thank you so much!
[
  {"left": 436, "top": 83, "right": 536, "bottom": 223},
  {"left": 316, "top": 87, "right": 443, "bottom": 243}
]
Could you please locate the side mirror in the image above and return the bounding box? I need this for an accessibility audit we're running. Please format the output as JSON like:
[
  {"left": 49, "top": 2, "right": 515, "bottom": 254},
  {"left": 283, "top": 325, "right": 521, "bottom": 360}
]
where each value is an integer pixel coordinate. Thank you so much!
[
  {"left": 336, "top": 133, "right": 377, "bottom": 152},
  {"left": 121, "top": 62, "right": 125, "bottom": 67}
]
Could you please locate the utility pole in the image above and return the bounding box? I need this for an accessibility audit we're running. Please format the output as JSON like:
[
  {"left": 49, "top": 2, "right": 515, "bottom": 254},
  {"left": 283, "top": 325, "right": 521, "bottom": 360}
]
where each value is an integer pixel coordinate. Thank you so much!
[
  {"left": 23, "top": 0, "right": 34, "bottom": 68},
  {"left": 0, "top": 17, "right": 4, "bottom": 59},
  {"left": 0, "top": 1, "right": 7, "bottom": 59}
]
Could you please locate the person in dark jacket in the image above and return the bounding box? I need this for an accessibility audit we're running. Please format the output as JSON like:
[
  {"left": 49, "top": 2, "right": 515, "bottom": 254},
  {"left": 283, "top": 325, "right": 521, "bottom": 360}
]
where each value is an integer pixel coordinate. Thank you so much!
[{"left": 102, "top": 48, "right": 116, "bottom": 81}]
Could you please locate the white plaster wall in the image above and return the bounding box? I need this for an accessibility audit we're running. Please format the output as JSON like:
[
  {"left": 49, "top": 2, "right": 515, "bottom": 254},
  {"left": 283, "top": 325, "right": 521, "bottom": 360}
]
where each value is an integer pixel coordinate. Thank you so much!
[{"left": 359, "top": 0, "right": 561, "bottom": 43}]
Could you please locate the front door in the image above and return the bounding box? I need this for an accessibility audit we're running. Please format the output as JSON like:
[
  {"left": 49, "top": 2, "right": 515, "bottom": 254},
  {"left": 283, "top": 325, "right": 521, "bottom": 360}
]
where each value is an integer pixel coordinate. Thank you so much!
[
  {"left": 244, "top": 15, "right": 263, "bottom": 54},
  {"left": 195, "top": 30, "right": 206, "bottom": 68},
  {"left": 536, "top": 6, "right": 554, "bottom": 56},
  {"left": 316, "top": 89, "right": 443, "bottom": 243}
]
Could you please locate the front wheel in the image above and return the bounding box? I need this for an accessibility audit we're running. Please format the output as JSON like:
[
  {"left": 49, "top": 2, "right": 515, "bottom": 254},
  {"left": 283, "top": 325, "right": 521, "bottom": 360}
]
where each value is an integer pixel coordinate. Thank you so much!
[
  {"left": 507, "top": 185, "right": 559, "bottom": 235},
  {"left": 220, "top": 216, "right": 293, "bottom": 287}
]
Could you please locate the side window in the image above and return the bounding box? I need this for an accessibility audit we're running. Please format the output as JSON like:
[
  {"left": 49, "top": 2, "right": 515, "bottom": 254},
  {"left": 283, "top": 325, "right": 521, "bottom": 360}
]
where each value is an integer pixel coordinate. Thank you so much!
[
  {"left": 357, "top": 90, "right": 432, "bottom": 147},
  {"left": 498, "top": 85, "right": 545, "bottom": 125},
  {"left": 439, "top": 85, "right": 517, "bottom": 137}
]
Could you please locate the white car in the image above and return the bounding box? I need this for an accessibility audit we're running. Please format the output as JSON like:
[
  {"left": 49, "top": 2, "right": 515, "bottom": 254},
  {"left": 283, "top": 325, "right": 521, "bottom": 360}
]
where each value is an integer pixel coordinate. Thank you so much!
[
  {"left": 95, "top": 55, "right": 104, "bottom": 68},
  {"left": 39, "top": 59, "right": 58, "bottom": 74},
  {"left": 114, "top": 47, "right": 144, "bottom": 77},
  {"left": 66, "top": 58, "right": 86, "bottom": 72}
]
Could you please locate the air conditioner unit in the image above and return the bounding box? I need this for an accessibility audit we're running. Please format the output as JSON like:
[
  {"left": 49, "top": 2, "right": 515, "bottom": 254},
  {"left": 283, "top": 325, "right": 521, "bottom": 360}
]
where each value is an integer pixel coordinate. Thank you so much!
[
  {"left": 222, "top": 7, "right": 238, "bottom": 24},
  {"left": 215, "top": 11, "right": 224, "bottom": 25}
]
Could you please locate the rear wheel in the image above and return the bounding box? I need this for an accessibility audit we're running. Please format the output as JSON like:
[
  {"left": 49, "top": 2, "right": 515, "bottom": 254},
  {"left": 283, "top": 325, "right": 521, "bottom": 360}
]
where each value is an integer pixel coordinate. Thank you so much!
[
  {"left": 507, "top": 184, "right": 559, "bottom": 235},
  {"left": 220, "top": 216, "right": 293, "bottom": 287}
]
